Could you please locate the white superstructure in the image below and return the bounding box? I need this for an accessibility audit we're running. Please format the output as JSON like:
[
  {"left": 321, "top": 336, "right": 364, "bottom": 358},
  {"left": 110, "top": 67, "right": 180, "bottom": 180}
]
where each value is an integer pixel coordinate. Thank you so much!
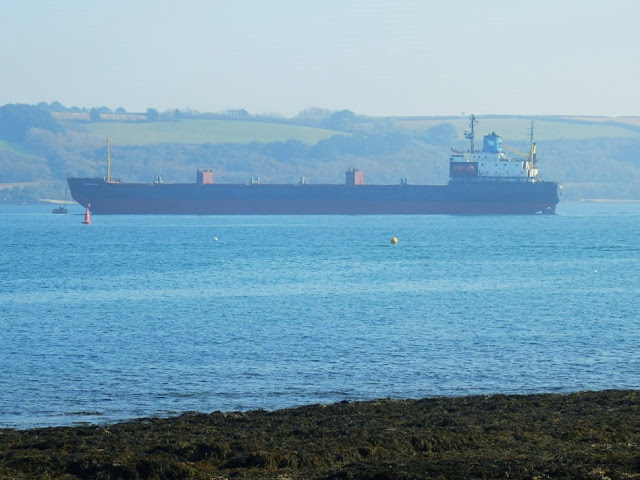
[{"left": 449, "top": 115, "right": 539, "bottom": 182}]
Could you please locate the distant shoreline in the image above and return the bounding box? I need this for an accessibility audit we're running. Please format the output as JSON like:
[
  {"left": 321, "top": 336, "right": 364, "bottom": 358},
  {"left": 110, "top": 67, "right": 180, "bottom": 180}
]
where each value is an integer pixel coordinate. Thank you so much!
[
  {"left": 578, "top": 198, "right": 640, "bottom": 203},
  {"left": 3, "top": 198, "right": 640, "bottom": 207}
]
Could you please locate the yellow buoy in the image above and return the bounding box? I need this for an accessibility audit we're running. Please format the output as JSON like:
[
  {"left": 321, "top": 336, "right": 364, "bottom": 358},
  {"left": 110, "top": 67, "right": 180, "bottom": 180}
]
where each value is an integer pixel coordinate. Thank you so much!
[{"left": 390, "top": 237, "right": 398, "bottom": 244}]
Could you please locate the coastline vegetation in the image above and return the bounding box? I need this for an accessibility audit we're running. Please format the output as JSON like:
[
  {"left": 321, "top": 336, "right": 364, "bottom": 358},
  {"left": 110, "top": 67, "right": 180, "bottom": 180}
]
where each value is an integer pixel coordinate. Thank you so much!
[
  {"left": 1, "top": 390, "right": 638, "bottom": 479},
  {"left": 1, "top": 102, "right": 640, "bottom": 203}
]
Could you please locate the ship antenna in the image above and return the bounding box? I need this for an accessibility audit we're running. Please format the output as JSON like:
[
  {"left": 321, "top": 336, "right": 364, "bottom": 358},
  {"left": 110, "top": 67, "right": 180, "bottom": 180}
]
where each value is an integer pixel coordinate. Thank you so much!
[
  {"left": 106, "top": 137, "right": 112, "bottom": 182},
  {"left": 464, "top": 114, "right": 477, "bottom": 153}
]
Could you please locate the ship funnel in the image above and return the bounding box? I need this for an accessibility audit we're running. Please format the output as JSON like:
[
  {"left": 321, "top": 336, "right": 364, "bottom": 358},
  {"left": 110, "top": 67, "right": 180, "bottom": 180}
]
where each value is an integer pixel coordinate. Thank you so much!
[
  {"left": 483, "top": 132, "right": 502, "bottom": 153},
  {"left": 345, "top": 168, "right": 364, "bottom": 186}
]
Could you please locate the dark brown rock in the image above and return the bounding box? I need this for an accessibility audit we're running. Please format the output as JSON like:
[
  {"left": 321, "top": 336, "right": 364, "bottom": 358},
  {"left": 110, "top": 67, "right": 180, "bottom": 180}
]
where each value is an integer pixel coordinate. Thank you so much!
[{"left": 1, "top": 390, "right": 639, "bottom": 479}]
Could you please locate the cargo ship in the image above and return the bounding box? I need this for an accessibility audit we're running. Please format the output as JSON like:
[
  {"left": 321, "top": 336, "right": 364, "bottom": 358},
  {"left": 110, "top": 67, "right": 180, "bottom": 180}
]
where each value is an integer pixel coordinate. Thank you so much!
[{"left": 67, "top": 116, "right": 559, "bottom": 215}]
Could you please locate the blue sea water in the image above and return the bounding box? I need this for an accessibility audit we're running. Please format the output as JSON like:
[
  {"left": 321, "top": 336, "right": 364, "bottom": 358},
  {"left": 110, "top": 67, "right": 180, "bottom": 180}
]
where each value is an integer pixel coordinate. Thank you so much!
[{"left": 1, "top": 202, "right": 639, "bottom": 429}]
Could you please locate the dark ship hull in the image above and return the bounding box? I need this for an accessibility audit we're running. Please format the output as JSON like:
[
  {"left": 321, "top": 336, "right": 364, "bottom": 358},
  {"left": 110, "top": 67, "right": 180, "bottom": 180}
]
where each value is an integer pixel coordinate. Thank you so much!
[
  {"left": 68, "top": 116, "right": 559, "bottom": 215},
  {"left": 67, "top": 177, "right": 559, "bottom": 215}
]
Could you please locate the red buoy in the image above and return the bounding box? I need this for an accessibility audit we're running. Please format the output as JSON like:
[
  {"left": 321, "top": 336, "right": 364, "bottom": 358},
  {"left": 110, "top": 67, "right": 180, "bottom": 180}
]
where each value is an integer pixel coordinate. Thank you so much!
[{"left": 82, "top": 204, "right": 92, "bottom": 224}]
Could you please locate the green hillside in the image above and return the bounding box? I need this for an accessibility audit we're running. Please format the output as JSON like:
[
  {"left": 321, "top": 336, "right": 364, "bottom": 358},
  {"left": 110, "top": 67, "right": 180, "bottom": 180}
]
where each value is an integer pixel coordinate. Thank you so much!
[
  {"left": 3, "top": 106, "right": 640, "bottom": 204},
  {"left": 82, "top": 119, "right": 347, "bottom": 145},
  {"left": 77, "top": 115, "right": 640, "bottom": 148},
  {"left": 0, "top": 139, "right": 38, "bottom": 157},
  {"left": 395, "top": 116, "right": 640, "bottom": 142}
]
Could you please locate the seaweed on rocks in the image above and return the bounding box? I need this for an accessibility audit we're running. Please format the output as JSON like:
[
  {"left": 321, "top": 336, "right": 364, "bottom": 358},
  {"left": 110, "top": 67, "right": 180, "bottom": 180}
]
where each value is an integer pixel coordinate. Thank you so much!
[{"left": 1, "top": 390, "right": 639, "bottom": 479}]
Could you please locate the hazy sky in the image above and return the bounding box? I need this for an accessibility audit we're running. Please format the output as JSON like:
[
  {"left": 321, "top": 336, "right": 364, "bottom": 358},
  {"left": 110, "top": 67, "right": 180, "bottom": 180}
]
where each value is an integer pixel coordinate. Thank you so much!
[{"left": 2, "top": 0, "right": 639, "bottom": 117}]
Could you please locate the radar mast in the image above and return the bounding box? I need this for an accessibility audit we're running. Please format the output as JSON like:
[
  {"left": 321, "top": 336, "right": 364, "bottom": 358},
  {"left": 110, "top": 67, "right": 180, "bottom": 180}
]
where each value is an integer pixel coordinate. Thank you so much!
[
  {"left": 464, "top": 115, "right": 478, "bottom": 153},
  {"left": 528, "top": 121, "right": 536, "bottom": 168},
  {"left": 106, "top": 137, "right": 112, "bottom": 182}
]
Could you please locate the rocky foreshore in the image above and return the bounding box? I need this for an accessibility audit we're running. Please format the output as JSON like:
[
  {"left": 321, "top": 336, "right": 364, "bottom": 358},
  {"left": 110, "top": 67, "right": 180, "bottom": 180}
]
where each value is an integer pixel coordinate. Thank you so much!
[{"left": 1, "top": 390, "right": 639, "bottom": 479}]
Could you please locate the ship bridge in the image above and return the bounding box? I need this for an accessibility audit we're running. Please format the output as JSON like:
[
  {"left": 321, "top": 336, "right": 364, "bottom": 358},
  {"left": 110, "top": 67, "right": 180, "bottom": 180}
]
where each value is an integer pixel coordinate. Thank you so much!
[{"left": 449, "top": 116, "right": 539, "bottom": 182}]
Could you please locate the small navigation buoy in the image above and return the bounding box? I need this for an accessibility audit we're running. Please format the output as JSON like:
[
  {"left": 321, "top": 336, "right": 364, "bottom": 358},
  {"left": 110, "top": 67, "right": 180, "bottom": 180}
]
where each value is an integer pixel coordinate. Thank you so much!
[
  {"left": 82, "top": 204, "right": 92, "bottom": 224},
  {"left": 390, "top": 236, "right": 398, "bottom": 244}
]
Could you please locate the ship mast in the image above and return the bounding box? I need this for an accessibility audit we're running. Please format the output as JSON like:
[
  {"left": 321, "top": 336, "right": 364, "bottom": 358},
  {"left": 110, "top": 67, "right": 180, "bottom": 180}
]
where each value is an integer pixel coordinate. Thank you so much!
[
  {"left": 528, "top": 121, "right": 536, "bottom": 168},
  {"left": 464, "top": 114, "right": 478, "bottom": 153},
  {"left": 106, "top": 137, "right": 112, "bottom": 182}
]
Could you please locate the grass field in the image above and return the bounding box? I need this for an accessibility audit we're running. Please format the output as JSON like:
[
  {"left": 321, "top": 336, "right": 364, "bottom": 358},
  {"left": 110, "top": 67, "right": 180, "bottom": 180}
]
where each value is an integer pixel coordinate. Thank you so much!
[
  {"left": 396, "top": 116, "right": 640, "bottom": 141},
  {"left": 0, "top": 140, "right": 37, "bottom": 156},
  {"left": 83, "top": 119, "right": 348, "bottom": 145},
  {"left": 70, "top": 115, "right": 640, "bottom": 147}
]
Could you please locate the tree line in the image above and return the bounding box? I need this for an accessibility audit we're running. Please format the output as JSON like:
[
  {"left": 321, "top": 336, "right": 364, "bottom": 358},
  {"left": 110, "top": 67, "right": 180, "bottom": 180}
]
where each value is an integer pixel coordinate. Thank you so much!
[{"left": 11, "top": 102, "right": 413, "bottom": 133}]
